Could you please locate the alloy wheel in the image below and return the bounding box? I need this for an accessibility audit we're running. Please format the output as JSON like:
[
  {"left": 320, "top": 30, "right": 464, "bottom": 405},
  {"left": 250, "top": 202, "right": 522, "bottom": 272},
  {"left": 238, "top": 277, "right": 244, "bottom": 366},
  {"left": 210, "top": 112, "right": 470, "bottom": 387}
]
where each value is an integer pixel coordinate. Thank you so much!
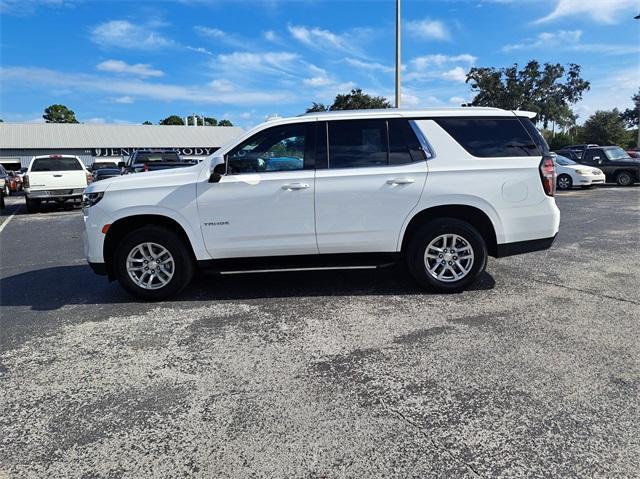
[
  {"left": 424, "top": 234, "right": 475, "bottom": 283},
  {"left": 126, "top": 242, "right": 175, "bottom": 290}
]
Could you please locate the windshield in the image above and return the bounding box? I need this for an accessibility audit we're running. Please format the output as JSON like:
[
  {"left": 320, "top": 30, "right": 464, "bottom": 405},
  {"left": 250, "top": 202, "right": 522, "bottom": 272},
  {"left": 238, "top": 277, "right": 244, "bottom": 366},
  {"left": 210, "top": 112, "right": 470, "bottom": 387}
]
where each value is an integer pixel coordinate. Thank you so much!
[
  {"left": 555, "top": 155, "right": 576, "bottom": 166},
  {"left": 31, "top": 157, "right": 83, "bottom": 172},
  {"left": 134, "top": 152, "right": 180, "bottom": 163},
  {"left": 605, "top": 147, "right": 631, "bottom": 160}
]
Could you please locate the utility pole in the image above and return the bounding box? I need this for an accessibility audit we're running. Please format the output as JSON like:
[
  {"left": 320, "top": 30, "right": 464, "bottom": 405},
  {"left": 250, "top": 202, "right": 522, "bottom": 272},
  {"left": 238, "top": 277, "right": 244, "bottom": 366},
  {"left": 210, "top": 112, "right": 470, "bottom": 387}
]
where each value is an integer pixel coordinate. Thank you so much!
[{"left": 395, "top": 0, "right": 401, "bottom": 108}]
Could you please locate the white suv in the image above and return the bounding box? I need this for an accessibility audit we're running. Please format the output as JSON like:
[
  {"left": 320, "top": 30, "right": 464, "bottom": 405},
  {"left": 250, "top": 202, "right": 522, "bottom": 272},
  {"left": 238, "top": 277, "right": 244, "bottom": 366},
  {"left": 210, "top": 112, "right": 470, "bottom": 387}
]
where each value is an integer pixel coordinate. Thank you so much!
[{"left": 83, "top": 108, "right": 560, "bottom": 300}]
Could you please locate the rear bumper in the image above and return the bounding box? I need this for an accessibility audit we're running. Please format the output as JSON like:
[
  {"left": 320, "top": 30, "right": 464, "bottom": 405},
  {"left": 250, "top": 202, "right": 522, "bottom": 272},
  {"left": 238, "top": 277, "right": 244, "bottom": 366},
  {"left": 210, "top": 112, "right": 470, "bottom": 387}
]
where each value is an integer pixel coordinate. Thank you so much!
[
  {"left": 26, "top": 188, "right": 85, "bottom": 199},
  {"left": 495, "top": 234, "right": 557, "bottom": 258}
]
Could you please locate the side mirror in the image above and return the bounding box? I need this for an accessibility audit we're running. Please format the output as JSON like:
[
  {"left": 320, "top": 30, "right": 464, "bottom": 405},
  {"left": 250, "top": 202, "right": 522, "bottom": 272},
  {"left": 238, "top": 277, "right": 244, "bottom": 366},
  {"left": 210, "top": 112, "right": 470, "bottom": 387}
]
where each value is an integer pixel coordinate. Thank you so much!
[{"left": 208, "top": 156, "right": 226, "bottom": 183}]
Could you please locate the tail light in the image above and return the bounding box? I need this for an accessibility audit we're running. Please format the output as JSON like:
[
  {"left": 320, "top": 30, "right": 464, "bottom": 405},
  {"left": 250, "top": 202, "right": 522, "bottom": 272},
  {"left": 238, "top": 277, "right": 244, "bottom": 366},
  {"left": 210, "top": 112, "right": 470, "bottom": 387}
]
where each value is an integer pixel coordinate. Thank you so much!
[
  {"left": 143, "top": 163, "right": 149, "bottom": 172},
  {"left": 86, "top": 172, "right": 93, "bottom": 185},
  {"left": 23, "top": 175, "right": 29, "bottom": 188},
  {"left": 539, "top": 155, "right": 555, "bottom": 197}
]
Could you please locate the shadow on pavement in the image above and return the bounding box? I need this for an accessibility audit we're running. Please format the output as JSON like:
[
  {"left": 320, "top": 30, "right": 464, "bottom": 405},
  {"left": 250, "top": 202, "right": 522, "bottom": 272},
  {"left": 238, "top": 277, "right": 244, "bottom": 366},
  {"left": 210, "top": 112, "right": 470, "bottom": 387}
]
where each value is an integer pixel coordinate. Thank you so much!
[{"left": 0, "top": 264, "right": 495, "bottom": 311}]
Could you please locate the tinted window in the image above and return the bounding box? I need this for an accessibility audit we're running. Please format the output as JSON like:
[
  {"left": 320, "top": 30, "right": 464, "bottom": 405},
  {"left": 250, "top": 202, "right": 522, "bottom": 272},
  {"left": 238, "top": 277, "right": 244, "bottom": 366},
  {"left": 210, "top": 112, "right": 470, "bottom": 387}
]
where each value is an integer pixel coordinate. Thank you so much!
[
  {"left": 434, "top": 118, "right": 540, "bottom": 157},
  {"left": 388, "top": 119, "right": 419, "bottom": 165},
  {"left": 583, "top": 149, "right": 603, "bottom": 162},
  {"left": 228, "top": 123, "right": 305, "bottom": 174},
  {"left": 134, "top": 152, "right": 180, "bottom": 163},
  {"left": 518, "top": 117, "right": 549, "bottom": 154},
  {"left": 555, "top": 156, "right": 576, "bottom": 166},
  {"left": 31, "top": 157, "right": 83, "bottom": 171},
  {"left": 328, "top": 120, "right": 387, "bottom": 169}
]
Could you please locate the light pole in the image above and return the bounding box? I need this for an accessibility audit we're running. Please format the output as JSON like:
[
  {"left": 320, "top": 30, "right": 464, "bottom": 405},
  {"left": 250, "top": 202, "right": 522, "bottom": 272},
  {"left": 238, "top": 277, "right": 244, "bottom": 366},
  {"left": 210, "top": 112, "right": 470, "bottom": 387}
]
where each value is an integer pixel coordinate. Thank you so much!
[{"left": 395, "top": 0, "right": 401, "bottom": 108}]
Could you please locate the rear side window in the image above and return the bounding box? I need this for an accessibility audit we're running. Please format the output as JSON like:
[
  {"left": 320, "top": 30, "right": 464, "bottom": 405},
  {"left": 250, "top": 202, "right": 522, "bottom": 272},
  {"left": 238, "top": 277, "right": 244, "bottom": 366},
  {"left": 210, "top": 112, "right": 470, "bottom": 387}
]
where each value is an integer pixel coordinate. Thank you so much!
[
  {"left": 134, "top": 152, "right": 180, "bottom": 163},
  {"left": 434, "top": 118, "right": 540, "bottom": 157},
  {"left": 31, "top": 157, "right": 83, "bottom": 171},
  {"left": 329, "top": 120, "right": 387, "bottom": 169},
  {"left": 327, "top": 119, "right": 424, "bottom": 169}
]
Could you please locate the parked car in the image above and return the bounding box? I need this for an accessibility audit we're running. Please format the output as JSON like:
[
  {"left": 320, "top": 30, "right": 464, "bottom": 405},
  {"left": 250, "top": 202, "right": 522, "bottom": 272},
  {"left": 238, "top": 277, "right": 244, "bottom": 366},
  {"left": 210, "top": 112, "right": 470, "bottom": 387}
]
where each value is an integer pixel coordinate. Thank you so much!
[
  {"left": 23, "top": 155, "right": 93, "bottom": 213},
  {"left": 560, "top": 144, "right": 599, "bottom": 158},
  {"left": 552, "top": 149, "right": 582, "bottom": 161},
  {"left": 90, "top": 161, "right": 119, "bottom": 172},
  {"left": 6, "top": 171, "right": 23, "bottom": 193},
  {"left": 93, "top": 167, "right": 122, "bottom": 182},
  {"left": 120, "top": 149, "right": 196, "bottom": 174},
  {"left": 577, "top": 146, "right": 640, "bottom": 186},
  {"left": 627, "top": 149, "right": 640, "bottom": 159},
  {"left": 0, "top": 165, "right": 9, "bottom": 197},
  {"left": 83, "top": 108, "right": 560, "bottom": 300},
  {"left": 554, "top": 154, "right": 605, "bottom": 190}
]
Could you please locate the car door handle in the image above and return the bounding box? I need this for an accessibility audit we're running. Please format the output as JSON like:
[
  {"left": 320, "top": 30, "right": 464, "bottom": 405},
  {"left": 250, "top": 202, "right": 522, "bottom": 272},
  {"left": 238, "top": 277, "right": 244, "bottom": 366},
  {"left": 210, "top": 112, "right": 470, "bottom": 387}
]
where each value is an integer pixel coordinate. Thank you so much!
[
  {"left": 281, "top": 183, "right": 309, "bottom": 191},
  {"left": 386, "top": 178, "right": 415, "bottom": 185}
]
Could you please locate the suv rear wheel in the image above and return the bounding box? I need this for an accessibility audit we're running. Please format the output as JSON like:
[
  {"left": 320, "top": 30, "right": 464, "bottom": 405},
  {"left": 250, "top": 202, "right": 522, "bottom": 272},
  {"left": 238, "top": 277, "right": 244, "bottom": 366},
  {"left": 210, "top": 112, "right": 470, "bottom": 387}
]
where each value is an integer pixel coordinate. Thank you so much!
[
  {"left": 406, "top": 218, "right": 487, "bottom": 293},
  {"left": 25, "top": 197, "right": 40, "bottom": 213},
  {"left": 615, "top": 171, "right": 634, "bottom": 186},
  {"left": 114, "top": 226, "right": 195, "bottom": 300}
]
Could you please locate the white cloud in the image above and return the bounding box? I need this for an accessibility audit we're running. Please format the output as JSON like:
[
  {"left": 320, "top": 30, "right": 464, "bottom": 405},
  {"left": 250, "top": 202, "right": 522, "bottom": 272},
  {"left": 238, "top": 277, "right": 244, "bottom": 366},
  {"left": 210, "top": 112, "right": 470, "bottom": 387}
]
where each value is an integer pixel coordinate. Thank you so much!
[
  {"left": 186, "top": 46, "right": 213, "bottom": 56},
  {"left": 441, "top": 67, "right": 468, "bottom": 83},
  {"left": 194, "top": 25, "right": 224, "bottom": 38},
  {"left": 91, "top": 20, "right": 173, "bottom": 49},
  {"left": 215, "top": 51, "right": 300, "bottom": 78},
  {"left": 406, "top": 19, "right": 450, "bottom": 41},
  {"left": 503, "top": 30, "right": 640, "bottom": 55},
  {"left": 1, "top": 66, "right": 293, "bottom": 106},
  {"left": 344, "top": 58, "right": 394, "bottom": 73},
  {"left": 209, "top": 79, "right": 235, "bottom": 92},
  {"left": 503, "top": 30, "right": 582, "bottom": 51},
  {"left": 536, "top": 0, "right": 638, "bottom": 24},
  {"left": 410, "top": 54, "right": 477, "bottom": 71},
  {"left": 263, "top": 30, "right": 279, "bottom": 42},
  {"left": 303, "top": 76, "right": 333, "bottom": 87},
  {"left": 287, "top": 24, "right": 365, "bottom": 56},
  {"left": 113, "top": 96, "right": 134, "bottom": 104},
  {"left": 449, "top": 96, "right": 467, "bottom": 105},
  {"left": 96, "top": 60, "right": 164, "bottom": 78}
]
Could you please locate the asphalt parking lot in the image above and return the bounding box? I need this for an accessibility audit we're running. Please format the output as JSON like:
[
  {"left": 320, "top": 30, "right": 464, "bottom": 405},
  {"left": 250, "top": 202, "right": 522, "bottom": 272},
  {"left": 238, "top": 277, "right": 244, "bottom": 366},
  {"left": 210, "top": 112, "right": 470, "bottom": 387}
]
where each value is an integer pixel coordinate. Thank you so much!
[{"left": 1, "top": 187, "right": 639, "bottom": 478}]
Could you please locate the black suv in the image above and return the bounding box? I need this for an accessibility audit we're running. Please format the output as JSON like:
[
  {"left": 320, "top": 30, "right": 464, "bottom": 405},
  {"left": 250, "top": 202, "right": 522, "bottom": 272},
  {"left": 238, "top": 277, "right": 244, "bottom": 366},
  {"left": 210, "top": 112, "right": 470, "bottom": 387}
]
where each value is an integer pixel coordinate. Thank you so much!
[
  {"left": 578, "top": 146, "right": 640, "bottom": 186},
  {"left": 120, "top": 149, "right": 196, "bottom": 174}
]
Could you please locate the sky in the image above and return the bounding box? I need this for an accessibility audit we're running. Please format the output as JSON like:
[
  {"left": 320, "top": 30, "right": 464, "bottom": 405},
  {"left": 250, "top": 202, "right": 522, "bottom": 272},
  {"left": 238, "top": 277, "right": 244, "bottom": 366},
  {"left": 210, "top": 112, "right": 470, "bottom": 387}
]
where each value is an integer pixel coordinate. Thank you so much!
[{"left": 0, "top": 0, "right": 638, "bottom": 129}]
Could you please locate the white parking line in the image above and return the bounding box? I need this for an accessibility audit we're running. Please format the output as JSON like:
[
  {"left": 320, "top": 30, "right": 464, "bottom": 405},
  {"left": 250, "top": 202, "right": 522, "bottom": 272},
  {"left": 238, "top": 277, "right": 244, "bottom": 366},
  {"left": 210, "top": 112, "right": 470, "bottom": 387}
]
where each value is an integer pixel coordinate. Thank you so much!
[{"left": 0, "top": 205, "right": 20, "bottom": 234}]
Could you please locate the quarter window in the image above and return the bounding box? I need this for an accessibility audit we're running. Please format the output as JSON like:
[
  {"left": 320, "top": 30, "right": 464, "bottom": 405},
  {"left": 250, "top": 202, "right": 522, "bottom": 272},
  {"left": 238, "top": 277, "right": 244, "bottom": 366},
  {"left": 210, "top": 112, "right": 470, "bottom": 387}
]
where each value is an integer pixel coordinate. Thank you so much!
[
  {"left": 434, "top": 118, "right": 540, "bottom": 157},
  {"left": 227, "top": 124, "right": 306, "bottom": 174}
]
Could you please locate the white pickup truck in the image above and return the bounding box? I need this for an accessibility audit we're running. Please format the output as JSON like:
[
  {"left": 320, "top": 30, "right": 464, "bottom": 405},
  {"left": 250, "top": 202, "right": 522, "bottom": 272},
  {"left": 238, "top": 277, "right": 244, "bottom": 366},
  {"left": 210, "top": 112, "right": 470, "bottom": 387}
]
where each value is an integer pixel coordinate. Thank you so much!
[{"left": 24, "top": 155, "right": 92, "bottom": 213}]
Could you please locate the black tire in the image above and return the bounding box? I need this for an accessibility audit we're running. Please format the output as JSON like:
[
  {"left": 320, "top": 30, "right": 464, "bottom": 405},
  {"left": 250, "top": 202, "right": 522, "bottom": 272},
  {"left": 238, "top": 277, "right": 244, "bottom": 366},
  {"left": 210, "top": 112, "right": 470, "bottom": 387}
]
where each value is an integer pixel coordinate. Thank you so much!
[
  {"left": 3, "top": 185, "right": 9, "bottom": 197},
  {"left": 25, "top": 197, "right": 40, "bottom": 213},
  {"left": 405, "top": 218, "right": 487, "bottom": 293},
  {"left": 556, "top": 174, "right": 573, "bottom": 190},
  {"left": 0, "top": 193, "right": 4, "bottom": 210},
  {"left": 615, "top": 171, "right": 634, "bottom": 186},
  {"left": 114, "top": 226, "right": 195, "bottom": 300}
]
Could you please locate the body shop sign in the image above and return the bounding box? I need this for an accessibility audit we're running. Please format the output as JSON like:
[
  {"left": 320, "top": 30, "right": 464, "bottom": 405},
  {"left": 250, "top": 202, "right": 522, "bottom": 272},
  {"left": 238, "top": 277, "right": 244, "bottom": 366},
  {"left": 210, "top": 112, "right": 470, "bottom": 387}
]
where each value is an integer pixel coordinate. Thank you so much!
[{"left": 93, "top": 147, "right": 218, "bottom": 157}]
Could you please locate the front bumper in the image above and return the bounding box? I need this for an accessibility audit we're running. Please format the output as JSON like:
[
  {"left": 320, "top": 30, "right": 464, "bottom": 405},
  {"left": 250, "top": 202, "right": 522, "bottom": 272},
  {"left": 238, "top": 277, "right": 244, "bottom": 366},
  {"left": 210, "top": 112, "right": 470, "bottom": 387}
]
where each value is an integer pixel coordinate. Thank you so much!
[{"left": 576, "top": 173, "right": 606, "bottom": 185}]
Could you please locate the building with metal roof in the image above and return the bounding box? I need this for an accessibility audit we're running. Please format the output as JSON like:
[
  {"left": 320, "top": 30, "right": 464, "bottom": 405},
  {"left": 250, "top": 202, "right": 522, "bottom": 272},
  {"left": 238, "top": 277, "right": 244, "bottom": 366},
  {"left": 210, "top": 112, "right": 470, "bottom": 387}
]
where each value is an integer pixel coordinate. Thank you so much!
[{"left": 0, "top": 123, "right": 244, "bottom": 170}]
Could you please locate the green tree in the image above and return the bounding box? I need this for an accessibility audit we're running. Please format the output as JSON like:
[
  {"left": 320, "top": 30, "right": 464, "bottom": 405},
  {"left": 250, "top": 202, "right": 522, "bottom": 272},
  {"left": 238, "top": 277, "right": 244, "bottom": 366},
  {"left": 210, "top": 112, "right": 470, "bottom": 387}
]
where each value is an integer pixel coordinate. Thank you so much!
[
  {"left": 580, "top": 109, "right": 627, "bottom": 146},
  {"left": 466, "top": 61, "right": 590, "bottom": 128},
  {"left": 193, "top": 116, "right": 218, "bottom": 126},
  {"left": 621, "top": 88, "right": 639, "bottom": 128},
  {"left": 305, "top": 89, "right": 391, "bottom": 113},
  {"left": 218, "top": 119, "right": 233, "bottom": 126},
  {"left": 306, "top": 102, "right": 329, "bottom": 113},
  {"left": 43, "top": 104, "right": 79, "bottom": 123},
  {"left": 159, "top": 115, "right": 185, "bottom": 125},
  {"left": 142, "top": 121, "right": 153, "bottom": 125},
  {"left": 0, "top": 119, "right": 4, "bottom": 122}
]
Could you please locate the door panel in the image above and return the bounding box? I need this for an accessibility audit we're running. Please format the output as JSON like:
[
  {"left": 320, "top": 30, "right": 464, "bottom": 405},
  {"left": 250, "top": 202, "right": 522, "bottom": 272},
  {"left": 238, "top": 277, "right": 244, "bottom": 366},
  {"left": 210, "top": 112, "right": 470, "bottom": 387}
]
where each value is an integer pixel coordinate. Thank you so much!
[
  {"left": 197, "top": 171, "right": 317, "bottom": 258},
  {"left": 315, "top": 162, "right": 427, "bottom": 253}
]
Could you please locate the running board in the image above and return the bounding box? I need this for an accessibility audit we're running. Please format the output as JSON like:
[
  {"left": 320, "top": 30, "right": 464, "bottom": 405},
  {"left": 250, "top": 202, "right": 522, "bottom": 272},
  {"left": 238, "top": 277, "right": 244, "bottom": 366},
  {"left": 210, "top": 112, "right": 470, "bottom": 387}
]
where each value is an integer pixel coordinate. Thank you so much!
[{"left": 198, "top": 253, "right": 401, "bottom": 274}]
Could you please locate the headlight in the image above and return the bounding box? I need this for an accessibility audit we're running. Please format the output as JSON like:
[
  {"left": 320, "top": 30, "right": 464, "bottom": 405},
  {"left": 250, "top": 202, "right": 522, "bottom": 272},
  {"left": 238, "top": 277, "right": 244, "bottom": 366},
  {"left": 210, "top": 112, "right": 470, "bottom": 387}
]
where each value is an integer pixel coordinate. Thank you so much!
[
  {"left": 593, "top": 169, "right": 602, "bottom": 175},
  {"left": 575, "top": 169, "right": 591, "bottom": 175},
  {"left": 81, "top": 192, "right": 104, "bottom": 208}
]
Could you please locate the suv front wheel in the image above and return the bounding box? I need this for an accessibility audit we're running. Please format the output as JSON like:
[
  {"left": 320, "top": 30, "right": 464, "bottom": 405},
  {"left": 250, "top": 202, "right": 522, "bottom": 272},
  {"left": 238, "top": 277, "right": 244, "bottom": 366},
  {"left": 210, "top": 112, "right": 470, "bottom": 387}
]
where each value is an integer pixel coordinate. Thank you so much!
[
  {"left": 114, "top": 226, "right": 195, "bottom": 300},
  {"left": 406, "top": 218, "right": 487, "bottom": 293}
]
